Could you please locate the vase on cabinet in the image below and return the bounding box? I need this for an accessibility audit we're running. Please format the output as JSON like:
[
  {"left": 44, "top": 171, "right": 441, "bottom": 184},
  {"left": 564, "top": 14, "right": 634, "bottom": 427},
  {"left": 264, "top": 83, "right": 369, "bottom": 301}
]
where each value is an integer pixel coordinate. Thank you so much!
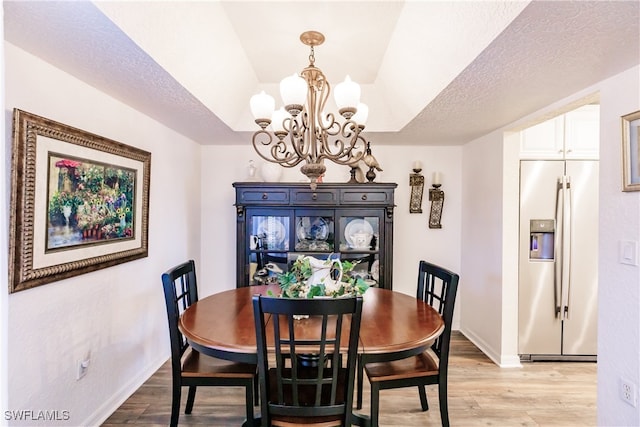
[{"left": 261, "top": 162, "right": 283, "bottom": 182}]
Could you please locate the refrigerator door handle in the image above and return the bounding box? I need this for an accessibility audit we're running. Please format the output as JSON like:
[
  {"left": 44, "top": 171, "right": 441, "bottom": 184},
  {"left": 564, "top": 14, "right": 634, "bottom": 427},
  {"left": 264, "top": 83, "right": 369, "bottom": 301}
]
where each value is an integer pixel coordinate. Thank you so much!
[
  {"left": 554, "top": 177, "right": 563, "bottom": 318},
  {"left": 561, "top": 176, "right": 572, "bottom": 319}
]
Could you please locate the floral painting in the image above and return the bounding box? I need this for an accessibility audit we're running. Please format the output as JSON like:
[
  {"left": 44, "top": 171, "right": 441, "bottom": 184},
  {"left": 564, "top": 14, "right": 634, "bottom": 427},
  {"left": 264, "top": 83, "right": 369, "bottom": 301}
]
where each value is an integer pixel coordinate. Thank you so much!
[
  {"left": 9, "top": 109, "right": 150, "bottom": 293},
  {"left": 47, "top": 154, "right": 137, "bottom": 250}
]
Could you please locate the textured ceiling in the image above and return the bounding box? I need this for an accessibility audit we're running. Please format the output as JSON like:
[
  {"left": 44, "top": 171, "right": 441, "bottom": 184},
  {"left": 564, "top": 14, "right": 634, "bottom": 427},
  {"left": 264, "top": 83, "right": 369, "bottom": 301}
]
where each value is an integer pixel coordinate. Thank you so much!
[{"left": 4, "top": 1, "right": 640, "bottom": 146}]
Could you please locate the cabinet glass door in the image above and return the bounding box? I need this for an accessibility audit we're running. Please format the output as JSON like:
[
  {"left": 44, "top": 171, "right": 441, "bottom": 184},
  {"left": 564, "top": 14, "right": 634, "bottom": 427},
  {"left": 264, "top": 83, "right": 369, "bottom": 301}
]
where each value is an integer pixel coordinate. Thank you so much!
[
  {"left": 338, "top": 215, "right": 380, "bottom": 287},
  {"left": 248, "top": 214, "right": 290, "bottom": 285},
  {"left": 294, "top": 211, "right": 334, "bottom": 252}
]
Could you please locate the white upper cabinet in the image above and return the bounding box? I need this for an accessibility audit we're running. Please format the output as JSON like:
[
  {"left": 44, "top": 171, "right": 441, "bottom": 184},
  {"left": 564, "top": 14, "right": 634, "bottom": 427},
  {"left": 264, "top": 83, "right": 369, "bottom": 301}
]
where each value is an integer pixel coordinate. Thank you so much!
[
  {"left": 563, "top": 104, "right": 600, "bottom": 159},
  {"left": 520, "top": 116, "right": 564, "bottom": 159},
  {"left": 520, "top": 104, "right": 600, "bottom": 160}
]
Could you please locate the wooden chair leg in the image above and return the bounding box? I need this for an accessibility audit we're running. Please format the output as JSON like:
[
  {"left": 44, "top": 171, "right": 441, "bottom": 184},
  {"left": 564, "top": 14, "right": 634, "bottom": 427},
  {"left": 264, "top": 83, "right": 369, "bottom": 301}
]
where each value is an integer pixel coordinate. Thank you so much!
[
  {"left": 356, "top": 354, "right": 364, "bottom": 410},
  {"left": 185, "top": 385, "right": 197, "bottom": 414},
  {"left": 370, "top": 382, "right": 380, "bottom": 427},
  {"left": 418, "top": 385, "right": 429, "bottom": 411},
  {"left": 170, "top": 383, "right": 181, "bottom": 427},
  {"left": 253, "top": 375, "right": 260, "bottom": 406},
  {"left": 245, "top": 382, "right": 255, "bottom": 425},
  {"left": 438, "top": 382, "right": 450, "bottom": 427}
]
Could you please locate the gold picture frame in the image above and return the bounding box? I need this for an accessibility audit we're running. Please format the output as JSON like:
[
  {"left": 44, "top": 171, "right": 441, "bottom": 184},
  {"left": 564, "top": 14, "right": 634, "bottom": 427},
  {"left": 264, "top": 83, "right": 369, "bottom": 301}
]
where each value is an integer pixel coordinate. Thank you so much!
[
  {"left": 622, "top": 110, "right": 640, "bottom": 191},
  {"left": 9, "top": 109, "right": 151, "bottom": 293}
]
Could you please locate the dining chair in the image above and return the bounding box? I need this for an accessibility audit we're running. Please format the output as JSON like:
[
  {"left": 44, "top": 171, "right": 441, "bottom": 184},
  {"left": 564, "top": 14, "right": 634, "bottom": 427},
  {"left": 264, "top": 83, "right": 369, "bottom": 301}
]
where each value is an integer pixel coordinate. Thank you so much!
[
  {"left": 252, "top": 295, "right": 363, "bottom": 427},
  {"left": 359, "top": 260, "right": 459, "bottom": 427},
  {"left": 162, "top": 260, "right": 257, "bottom": 427}
]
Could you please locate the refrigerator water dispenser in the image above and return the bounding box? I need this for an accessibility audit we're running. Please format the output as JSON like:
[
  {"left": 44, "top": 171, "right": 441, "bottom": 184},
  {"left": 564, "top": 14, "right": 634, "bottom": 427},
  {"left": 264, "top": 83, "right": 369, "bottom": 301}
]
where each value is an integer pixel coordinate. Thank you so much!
[{"left": 529, "top": 219, "right": 555, "bottom": 260}]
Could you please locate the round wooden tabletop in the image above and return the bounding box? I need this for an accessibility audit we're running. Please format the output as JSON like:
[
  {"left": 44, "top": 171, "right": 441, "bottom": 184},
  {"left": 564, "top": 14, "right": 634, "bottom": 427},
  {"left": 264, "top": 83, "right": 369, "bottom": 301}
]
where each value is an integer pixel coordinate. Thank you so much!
[{"left": 179, "top": 285, "right": 444, "bottom": 363}]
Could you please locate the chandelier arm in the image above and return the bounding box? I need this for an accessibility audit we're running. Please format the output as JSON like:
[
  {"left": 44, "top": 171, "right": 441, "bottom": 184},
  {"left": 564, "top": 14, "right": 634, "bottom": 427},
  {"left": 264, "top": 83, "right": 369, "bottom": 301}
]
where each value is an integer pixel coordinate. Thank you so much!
[
  {"left": 318, "top": 112, "right": 341, "bottom": 136},
  {"left": 271, "top": 140, "right": 306, "bottom": 167},
  {"left": 287, "top": 116, "right": 312, "bottom": 161},
  {"left": 307, "top": 78, "right": 320, "bottom": 164},
  {"left": 317, "top": 132, "right": 366, "bottom": 165},
  {"left": 315, "top": 119, "right": 363, "bottom": 161},
  {"left": 338, "top": 133, "right": 367, "bottom": 165},
  {"left": 252, "top": 129, "right": 305, "bottom": 168},
  {"left": 315, "top": 79, "right": 331, "bottom": 131}
]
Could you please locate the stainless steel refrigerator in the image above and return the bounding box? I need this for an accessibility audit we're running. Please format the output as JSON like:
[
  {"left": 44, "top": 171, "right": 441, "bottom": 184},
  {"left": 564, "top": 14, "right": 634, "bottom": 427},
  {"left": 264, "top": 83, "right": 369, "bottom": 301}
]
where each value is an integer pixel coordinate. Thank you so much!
[{"left": 518, "top": 160, "right": 598, "bottom": 361}]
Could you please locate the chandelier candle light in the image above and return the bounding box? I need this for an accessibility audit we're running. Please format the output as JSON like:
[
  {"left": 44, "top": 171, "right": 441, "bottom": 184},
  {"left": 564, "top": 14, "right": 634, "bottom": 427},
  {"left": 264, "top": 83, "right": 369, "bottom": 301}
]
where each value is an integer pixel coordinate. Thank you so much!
[{"left": 249, "top": 31, "right": 369, "bottom": 189}]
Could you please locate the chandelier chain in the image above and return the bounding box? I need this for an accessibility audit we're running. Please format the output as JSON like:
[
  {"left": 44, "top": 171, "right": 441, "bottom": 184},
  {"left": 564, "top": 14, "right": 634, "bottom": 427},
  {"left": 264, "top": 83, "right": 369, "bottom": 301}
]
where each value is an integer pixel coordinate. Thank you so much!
[{"left": 308, "top": 45, "right": 316, "bottom": 66}]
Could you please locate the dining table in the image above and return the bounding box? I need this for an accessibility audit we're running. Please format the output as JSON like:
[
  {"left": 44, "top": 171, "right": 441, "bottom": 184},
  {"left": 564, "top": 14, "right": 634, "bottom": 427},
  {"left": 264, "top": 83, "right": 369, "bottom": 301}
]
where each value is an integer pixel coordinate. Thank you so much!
[{"left": 178, "top": 284, "right": 444, "bottom": 426}]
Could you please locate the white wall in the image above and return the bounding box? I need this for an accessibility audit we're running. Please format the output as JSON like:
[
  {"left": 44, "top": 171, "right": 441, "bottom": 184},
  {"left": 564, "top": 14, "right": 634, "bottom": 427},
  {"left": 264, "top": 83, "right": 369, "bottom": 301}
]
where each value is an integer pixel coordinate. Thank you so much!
[
  {"left": 501, "top": 132, "right": 521, "bottom": 365},
  {"left": 458, "top": 128, "right": 521, "bottom": 368},
  {"left": 199, "top": 145, "right": 464, "bottom": 325},
  {"left": 460, "top": 131, "right": 510, "bottom": 364},
  {"left": 3, "top": 43, "right": 202, "bottom": 426},
  {"left": 596, "top": 65, "right": 640, "bottom": 426}
]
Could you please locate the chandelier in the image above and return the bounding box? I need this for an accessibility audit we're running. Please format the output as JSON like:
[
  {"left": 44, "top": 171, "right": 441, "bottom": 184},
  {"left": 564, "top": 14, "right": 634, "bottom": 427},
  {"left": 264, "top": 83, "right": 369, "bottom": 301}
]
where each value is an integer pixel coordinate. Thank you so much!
[{"left": 249, "top": 31, "right": 368, "bottom": 189}]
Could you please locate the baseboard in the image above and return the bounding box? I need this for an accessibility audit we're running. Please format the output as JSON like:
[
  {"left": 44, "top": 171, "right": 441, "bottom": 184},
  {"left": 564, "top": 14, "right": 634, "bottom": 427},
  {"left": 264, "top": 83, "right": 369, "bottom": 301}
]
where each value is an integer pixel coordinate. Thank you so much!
[
  {"left": 458, "top": 328, "right": 522, "bottom": 368},
  {"left": 498, "top": 353, "right": 522, "bottom": 368},
  {"left": 81, "top": 354, "right": 169, "bottom": 426}
]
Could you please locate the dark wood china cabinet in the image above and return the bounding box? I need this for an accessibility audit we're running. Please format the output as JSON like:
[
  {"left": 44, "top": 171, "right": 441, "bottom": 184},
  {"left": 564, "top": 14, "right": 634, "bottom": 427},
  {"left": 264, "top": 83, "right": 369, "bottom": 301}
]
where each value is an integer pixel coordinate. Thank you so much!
[{"left": 233, "top": 182, "right": 397, "bottom": 290}]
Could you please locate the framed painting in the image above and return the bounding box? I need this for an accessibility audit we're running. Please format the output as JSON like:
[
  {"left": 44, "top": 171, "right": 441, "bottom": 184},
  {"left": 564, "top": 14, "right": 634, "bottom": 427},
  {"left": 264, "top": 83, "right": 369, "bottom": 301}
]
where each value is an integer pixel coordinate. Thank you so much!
[
  {"left": 9, "top": 109, "right": 151, "bottom": 293},
  {"left": 622, "top": 110, "right": 640, "bottom": 191}
]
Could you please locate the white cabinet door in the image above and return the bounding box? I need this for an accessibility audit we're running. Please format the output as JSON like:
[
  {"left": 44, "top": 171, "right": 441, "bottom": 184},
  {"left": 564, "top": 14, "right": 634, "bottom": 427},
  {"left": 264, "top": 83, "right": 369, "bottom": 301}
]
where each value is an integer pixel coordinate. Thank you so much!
[
  {"left": 520, "top": 104, "right": 599, "bottom": 160},
  {"left": 520, "top": 116, "right": 564, "bottom": 159},
  {"left": 564, "top": 104, "right": 599, "bottom": 159}
]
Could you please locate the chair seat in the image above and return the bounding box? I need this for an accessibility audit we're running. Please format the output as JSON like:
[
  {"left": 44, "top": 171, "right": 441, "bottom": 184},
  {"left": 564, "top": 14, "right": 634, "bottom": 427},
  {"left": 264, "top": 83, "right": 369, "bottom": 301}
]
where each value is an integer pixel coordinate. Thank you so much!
[
  {"left": 182, "top": 348, "right": 256, "bottom": 379},
  {"left": 365, "top": 350, "right": 439, "bottom": 383}
]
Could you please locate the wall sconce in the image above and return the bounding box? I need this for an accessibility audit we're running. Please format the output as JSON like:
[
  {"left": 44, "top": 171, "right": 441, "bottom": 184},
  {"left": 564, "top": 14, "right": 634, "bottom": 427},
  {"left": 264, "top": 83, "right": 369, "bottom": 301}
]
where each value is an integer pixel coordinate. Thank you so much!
[
  {"left": 429, "top": 172, "right": 444, "bottom": 228},
  {"left": 409, "top": 161, "right": 424, "bottom": 213}
]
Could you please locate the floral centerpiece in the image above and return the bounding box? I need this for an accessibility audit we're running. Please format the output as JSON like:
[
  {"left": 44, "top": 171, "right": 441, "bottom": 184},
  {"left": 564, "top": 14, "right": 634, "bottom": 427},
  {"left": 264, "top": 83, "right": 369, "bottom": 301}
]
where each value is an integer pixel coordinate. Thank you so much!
[{"left": 273, "top": 255, "right": 369, "bottom": 298}]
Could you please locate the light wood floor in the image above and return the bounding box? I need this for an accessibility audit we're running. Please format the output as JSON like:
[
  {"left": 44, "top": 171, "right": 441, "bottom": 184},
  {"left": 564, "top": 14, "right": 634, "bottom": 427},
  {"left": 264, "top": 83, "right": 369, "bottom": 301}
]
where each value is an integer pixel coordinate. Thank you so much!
[{"left": 102, "top": 332, "right": 596, "bottom": 426}]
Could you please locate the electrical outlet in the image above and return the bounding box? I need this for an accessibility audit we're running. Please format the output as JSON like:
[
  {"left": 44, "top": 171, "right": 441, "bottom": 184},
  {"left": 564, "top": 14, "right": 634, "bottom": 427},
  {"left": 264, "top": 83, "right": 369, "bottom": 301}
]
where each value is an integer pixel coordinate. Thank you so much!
[{"left": 620, "top": 378, "right": 638, "bottom": 407}]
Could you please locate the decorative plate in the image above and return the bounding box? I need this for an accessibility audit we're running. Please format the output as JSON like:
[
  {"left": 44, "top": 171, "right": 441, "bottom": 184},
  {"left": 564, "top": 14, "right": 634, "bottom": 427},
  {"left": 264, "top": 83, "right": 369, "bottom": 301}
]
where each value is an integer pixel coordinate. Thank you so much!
[
  {"left": 257, "top": 217, "right": 286, "bottom": 247},
  {"left": 296, "top": 217, "right": 329, "bottom": 241},
  {"left": 370, "top": 260, "right": 380, "bottom": 282},
  {"left": 344, "top": 218, "right": 374, "bottom": 248}
]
